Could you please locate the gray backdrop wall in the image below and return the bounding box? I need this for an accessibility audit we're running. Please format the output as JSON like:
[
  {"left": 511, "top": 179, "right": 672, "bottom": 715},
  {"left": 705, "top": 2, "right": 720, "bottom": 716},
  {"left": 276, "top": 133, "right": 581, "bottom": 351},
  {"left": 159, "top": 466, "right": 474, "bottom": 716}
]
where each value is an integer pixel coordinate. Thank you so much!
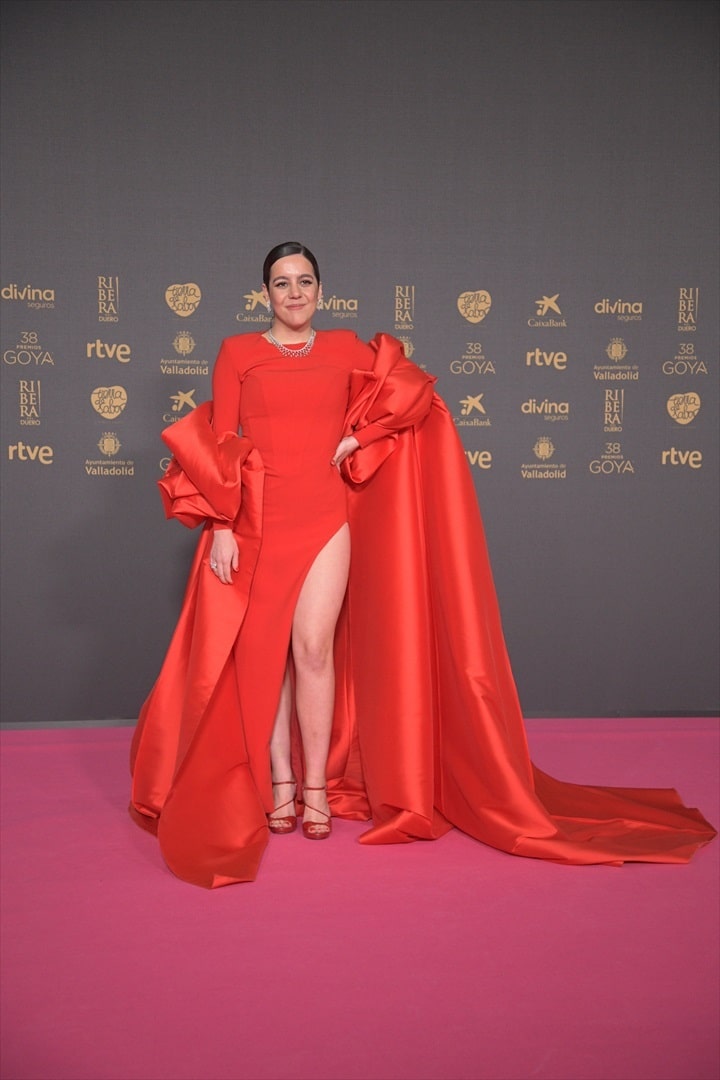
[{"left": 1, "top": 0, "right": 718, "bottom": 726}]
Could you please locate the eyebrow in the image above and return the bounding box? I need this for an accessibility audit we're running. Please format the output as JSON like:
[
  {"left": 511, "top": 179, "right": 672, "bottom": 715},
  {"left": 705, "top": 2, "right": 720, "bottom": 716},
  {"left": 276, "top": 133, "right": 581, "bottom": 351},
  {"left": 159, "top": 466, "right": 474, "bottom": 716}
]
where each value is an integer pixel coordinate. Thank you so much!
[{"left": 271, "top": 273, "right": 315, "bottom": 283}]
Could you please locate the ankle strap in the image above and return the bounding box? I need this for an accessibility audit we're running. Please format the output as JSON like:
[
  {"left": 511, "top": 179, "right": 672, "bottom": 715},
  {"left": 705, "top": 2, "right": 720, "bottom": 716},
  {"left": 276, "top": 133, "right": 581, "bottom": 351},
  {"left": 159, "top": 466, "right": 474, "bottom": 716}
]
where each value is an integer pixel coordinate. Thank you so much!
[
  {"left": 272, "top": 779, "right": 296, "bottom": 786},
  {"left": 303, "top": 784, "right": 327, "bottom": 791}
]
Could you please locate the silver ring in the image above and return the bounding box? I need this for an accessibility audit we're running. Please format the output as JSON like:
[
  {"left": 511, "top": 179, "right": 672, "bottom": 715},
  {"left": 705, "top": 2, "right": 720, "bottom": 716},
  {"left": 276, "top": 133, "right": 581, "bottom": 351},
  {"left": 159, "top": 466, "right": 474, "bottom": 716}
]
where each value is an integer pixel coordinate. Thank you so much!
[{"left": 210, "top": 561, "right": 218, "bottom": 570}]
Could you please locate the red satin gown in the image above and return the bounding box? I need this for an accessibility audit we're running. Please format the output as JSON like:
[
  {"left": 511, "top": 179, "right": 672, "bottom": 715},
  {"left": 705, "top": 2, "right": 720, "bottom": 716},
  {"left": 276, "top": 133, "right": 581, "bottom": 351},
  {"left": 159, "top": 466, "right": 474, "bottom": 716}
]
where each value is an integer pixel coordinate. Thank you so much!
[
  {"left": 130, "top": 330, "right": 716, "bottom": 887},
  {"left": 206, "top": 331, "right": 380, "bottom": 821}
]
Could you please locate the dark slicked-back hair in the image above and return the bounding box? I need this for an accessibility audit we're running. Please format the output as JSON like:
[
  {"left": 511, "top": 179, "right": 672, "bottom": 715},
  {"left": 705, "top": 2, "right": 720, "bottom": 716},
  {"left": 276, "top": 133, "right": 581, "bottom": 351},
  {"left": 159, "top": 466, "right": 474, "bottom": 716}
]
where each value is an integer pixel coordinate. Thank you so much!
[{"left": 262, "top": 242, "right": 320, "bottom": 287}]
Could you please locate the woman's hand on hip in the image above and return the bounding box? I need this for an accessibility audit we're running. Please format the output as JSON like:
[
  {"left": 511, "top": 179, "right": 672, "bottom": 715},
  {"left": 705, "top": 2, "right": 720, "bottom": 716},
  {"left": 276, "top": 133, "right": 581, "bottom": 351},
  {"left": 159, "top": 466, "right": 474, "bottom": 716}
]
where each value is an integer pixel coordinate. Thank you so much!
[
  {"left": 210, "top": 529, "right": 239, "bottom": 584},
  {"left": 332, "top": 435, "right": 360, "bottom": 467}
]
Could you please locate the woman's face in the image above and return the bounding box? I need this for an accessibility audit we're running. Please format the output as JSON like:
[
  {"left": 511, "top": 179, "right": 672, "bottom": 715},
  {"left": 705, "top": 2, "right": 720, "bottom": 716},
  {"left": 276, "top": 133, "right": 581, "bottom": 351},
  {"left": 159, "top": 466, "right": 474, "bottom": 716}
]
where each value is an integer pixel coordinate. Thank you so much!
[{"left": 263, "top": 255, "right": 321, "bottom": 336}]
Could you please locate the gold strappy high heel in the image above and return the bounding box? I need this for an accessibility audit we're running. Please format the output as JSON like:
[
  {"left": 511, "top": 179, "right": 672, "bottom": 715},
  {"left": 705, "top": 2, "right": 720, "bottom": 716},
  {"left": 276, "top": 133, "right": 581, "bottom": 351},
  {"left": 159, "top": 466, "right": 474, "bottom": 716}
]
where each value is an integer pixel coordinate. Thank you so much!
[
  {"left": 268, "top": 779, "right": 297, "bottom": 835},
  {"left": 301, "top": 784, "right": 332, "bottom": 840}
]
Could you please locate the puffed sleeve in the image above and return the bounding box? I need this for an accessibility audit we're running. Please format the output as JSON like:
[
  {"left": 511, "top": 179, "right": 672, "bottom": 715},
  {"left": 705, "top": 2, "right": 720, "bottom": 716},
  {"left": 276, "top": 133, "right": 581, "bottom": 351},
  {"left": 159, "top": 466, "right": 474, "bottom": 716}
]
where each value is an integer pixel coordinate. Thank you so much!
[
  {"left": 347, "top": 333, "right": 436, "bottom": 449},
  {"left": 340, "top": 333, "right": 436, "bottom": 485},
  {"left": 158, "top": 402, "right": 258, "bottom": 529}
]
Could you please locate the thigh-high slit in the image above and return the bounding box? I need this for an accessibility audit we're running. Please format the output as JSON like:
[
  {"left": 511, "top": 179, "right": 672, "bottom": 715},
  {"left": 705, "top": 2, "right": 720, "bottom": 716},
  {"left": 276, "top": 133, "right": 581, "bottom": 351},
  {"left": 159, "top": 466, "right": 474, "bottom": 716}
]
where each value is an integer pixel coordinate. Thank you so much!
[{"left": 233, "top": 520, "right": 350, "bottom": 812}]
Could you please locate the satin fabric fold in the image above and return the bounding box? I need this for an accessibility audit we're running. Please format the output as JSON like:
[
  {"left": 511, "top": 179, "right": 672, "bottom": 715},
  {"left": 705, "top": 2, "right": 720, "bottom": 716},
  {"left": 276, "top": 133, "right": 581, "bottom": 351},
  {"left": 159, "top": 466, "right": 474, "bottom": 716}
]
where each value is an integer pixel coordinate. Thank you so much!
[
  {"left": 344, "top": 386, "right": 716, "bottom": 862},
  {"left": 130, "top": 334, "right": 716, "bottom": 886},
  {"left": 130, "top": 403, "right": 268, "bottom": 886}
]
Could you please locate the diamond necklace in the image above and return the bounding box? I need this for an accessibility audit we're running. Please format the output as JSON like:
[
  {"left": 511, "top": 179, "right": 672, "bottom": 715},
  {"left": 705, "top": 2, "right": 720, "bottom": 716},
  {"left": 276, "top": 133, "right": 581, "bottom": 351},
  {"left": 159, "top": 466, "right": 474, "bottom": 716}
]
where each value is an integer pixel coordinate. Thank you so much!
[{"left": 266, "top": 328, "right": 316, "bottom": 358}]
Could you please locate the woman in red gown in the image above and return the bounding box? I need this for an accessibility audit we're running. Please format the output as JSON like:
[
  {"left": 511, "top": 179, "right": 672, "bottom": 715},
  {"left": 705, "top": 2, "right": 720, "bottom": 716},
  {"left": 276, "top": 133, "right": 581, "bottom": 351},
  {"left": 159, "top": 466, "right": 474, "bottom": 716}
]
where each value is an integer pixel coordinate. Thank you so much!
[
  {"left": 207, "top": 243, "right": 378, "bottom": 842},
  {"left": 130, "top": 242, "right": 715, "bottom": 888}
]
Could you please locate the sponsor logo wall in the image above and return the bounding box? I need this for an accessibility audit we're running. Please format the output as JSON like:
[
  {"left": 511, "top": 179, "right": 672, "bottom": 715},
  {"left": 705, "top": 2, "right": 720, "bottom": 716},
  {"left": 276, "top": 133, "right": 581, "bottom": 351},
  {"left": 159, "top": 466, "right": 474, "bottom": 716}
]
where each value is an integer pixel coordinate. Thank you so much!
[{"left": 1, "top": 1, "right": 718, "bottom": 727}]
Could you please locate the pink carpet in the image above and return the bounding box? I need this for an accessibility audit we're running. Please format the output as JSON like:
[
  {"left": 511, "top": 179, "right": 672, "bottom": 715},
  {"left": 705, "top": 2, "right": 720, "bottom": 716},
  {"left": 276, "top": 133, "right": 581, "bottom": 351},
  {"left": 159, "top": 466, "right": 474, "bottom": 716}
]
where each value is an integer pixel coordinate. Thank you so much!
[{"left": 1, "top": 718, "right": 718, "bottom": 1080}]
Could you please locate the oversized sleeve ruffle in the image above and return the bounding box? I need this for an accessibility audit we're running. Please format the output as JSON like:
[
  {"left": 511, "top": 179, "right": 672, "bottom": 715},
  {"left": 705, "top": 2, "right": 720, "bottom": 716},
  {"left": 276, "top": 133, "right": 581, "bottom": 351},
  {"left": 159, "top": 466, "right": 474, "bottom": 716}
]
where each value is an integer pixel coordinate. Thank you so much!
[{"left": 342, "top": 332, "right": 436, "bottom": 481}]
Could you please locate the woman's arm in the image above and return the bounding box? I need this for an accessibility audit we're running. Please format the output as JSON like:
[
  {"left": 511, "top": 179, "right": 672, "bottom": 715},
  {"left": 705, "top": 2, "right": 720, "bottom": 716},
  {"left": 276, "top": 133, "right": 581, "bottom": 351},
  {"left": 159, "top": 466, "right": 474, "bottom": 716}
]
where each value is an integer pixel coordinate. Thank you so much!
[
  {"left": 209, "top": 338, "right": 242, "bottom": 582},
  {"left": 211, "top": 338, "right": 242, "bottom": 438},
  {"left": 348, "top": 334, "right": 435, "bottom": 448}
]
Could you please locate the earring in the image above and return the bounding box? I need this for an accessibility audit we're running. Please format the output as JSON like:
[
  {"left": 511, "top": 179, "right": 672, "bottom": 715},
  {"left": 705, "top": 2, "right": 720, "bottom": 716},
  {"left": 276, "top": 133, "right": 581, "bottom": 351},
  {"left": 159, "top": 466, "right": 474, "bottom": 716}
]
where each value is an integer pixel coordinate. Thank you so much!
[
  {"left": 316, "top": 297, "right": 323, "bottom": 310},
  {"left": 266, "top": 302, "right": 273, "bottom": 317}
]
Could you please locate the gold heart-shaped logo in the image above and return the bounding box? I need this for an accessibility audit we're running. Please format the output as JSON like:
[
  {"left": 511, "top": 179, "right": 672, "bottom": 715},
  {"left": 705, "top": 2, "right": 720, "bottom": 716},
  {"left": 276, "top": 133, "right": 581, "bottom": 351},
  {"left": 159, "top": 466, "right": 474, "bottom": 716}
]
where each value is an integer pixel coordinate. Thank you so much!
[
  {"left": 91, "top": 386, "right": 128, "bottom": 418},
  {"left": 165, "top": 283, "right": 202, "bottom": 317},
  {"left": 457, "top": 290, "right": 491, "bottom": 324},
  {"left": 667, "top": 392, "right": 701, "bottom": 425}
]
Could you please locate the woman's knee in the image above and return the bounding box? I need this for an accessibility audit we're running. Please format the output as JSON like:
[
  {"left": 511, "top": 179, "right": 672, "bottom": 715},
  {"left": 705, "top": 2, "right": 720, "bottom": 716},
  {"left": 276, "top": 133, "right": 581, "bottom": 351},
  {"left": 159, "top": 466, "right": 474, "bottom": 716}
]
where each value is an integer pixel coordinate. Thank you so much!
[{"left": 293, "top": 634, "right": 333, "bottom": 676}]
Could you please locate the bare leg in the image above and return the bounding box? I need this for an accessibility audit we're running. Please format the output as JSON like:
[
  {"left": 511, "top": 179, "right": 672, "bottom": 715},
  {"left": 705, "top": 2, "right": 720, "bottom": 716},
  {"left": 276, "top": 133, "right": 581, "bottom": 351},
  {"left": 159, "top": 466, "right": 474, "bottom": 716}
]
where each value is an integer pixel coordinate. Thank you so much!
[
  {"left": 292, "top": 524, "right": 351, "bottom": 828},
  {"left": 269, "top": 661, "right": 295, "bottom": 823}
]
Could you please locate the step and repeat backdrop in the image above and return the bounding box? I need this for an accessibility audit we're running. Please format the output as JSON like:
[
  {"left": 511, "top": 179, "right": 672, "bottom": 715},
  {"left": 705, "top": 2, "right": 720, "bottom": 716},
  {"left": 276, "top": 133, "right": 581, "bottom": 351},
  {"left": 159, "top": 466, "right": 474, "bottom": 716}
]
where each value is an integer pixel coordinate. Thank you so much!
[{"left": 1, "top": 0, "right": 718, "bottom": 725}]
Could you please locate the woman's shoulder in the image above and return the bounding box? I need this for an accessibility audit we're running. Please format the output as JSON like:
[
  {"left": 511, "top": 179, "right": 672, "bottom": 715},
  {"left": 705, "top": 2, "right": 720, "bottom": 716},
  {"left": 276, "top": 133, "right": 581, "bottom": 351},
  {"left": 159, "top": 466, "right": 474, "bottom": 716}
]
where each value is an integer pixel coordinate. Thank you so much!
[
  {"left": 318, "top": 329, "right": 403, "bottom": 352},
  {"left": 317, "top": 329, "right": 417, "bottom": 373},
  {"left": 214, "top": 332, "right": 268, "bottom": 372},
  {"left": 218, "top": 332, "right": 266, "bottom": 353},
  {"left": 317, "top": 328, "right": 373, "bottom": 357},
  {"left": 317, "top": 328, "right": 362, "bottom": 343},
  {"left": 317, "top": 329, "right": 377, "bottom": 372}
]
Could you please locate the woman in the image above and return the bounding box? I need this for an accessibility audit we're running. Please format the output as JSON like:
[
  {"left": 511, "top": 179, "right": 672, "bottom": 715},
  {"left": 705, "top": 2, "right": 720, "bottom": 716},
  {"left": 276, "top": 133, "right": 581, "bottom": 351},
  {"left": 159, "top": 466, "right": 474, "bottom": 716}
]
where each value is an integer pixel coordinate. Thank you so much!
[
  {"left": 208, "top": 242, "right": 376, "bottom": 840},
  {"left": 130, "top": 242, "right": 715, "bottom": 888}
]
